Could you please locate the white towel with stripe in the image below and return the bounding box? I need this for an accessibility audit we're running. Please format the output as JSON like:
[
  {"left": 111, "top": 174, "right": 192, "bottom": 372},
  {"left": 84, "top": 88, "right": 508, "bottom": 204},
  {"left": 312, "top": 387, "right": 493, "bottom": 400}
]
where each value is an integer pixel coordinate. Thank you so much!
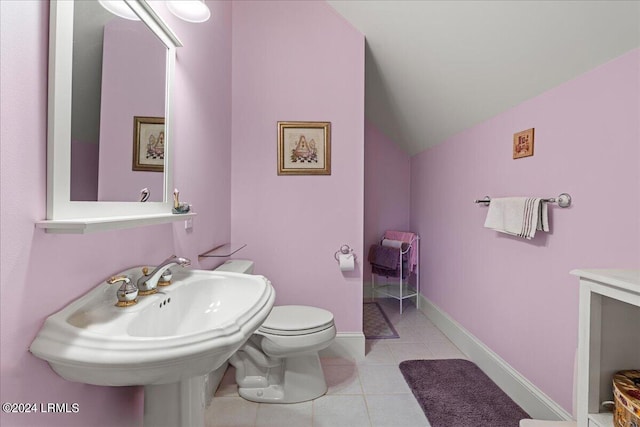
[{"left": 483, "top": 197, "right": 549, "bottom": 239}]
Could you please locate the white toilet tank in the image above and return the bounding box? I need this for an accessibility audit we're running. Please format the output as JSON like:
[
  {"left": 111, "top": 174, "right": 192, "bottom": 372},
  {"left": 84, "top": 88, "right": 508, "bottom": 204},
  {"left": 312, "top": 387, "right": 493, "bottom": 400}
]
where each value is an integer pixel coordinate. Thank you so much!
[{"left": 214, "top": 260, "right": 254, "bottom": 274}]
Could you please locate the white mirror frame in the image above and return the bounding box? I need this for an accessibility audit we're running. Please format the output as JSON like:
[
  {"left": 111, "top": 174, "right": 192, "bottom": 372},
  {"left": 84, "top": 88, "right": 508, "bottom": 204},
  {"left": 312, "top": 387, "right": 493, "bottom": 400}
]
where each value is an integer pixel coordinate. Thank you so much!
[{"left": 39, "top": 0, "right": 188, "bottom": 233}]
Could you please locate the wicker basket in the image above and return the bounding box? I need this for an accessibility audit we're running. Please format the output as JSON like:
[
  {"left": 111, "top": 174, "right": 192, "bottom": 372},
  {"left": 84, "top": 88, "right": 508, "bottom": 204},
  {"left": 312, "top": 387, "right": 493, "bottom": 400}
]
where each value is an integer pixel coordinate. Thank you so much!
[{"left": 613, "top": 370, "right": 640, "bottom": 427}]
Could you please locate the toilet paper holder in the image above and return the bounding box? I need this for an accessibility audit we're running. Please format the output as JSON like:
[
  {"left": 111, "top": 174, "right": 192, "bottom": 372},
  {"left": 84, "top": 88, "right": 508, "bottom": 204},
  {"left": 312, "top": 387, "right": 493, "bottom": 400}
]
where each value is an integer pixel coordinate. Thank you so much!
[{"left": 334, "top": 244, "right": 356, "bottom": 262}]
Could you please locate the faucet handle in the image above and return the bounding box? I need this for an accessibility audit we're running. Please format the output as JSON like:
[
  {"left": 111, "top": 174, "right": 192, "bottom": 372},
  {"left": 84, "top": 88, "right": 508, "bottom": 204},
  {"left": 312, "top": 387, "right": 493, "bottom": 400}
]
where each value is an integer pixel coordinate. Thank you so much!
[
  {"left": 107, "top": 275, "right": 130, "bottom": 285},
  {"left": 107, "top": 275, "right": 138, "bottom": 307},
  {"left": 138, "top": 266, "right": 158, "bottom": 295},
  {"left": 158, "top": 268, "right": 173, "bottom": 287}
]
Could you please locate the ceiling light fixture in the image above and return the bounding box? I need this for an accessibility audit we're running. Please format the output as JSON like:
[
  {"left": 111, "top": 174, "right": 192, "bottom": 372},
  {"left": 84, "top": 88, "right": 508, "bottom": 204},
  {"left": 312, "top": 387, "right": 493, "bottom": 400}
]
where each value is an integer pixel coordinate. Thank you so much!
[
  {"left": 98, "top": 0, "right": 141, "bottom": 21},
  {"left": 166, "top": 0, "right": 211, "bottom": 23}
]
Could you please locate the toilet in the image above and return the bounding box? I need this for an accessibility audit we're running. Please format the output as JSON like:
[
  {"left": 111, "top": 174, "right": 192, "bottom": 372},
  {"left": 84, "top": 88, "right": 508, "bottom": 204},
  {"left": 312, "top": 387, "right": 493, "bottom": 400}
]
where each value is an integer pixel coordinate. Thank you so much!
[{"left": 214, "top": 260, "right": 336, "bottom": 403}]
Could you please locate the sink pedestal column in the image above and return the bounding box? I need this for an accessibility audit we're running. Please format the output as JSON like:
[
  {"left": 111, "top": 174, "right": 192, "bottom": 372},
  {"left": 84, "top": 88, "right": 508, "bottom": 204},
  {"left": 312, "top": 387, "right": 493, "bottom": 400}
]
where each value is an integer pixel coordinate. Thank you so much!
[{"left": 144, "top": 376, "right": 206, "bottom": 427}]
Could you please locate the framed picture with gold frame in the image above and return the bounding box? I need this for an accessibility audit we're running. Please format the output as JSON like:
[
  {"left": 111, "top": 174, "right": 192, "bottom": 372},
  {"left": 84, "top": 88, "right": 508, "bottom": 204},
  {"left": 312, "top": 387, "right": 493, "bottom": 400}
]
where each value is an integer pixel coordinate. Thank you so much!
[
  {"left": 133, "top": 116, "right": 165, "bottom": 172},
  {"left": 277, "top": 121, "right": 331, "bottom": 175},
  {"left": 513, "top": 128, "right": 534, "bottom": 159}
]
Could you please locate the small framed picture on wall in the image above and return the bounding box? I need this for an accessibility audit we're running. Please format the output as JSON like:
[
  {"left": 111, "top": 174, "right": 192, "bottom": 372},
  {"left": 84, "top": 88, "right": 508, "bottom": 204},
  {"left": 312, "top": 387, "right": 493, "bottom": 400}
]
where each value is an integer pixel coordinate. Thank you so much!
[
  {"left": 513, "top": 128, "right": 534, "bottom": 159},
  {"left": 133, "top": 116, "right": 165, "bottom": 172},
  {"left": 277, "top": 121, "right": 331, "bottom": 175}
]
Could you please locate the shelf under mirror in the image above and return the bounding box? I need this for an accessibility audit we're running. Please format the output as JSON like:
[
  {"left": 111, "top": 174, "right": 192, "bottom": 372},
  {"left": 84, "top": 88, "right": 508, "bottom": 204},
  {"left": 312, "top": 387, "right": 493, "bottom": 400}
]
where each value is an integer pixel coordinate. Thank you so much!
[{"left": 36, "top": 212, "right": 196, "bottom": 234}]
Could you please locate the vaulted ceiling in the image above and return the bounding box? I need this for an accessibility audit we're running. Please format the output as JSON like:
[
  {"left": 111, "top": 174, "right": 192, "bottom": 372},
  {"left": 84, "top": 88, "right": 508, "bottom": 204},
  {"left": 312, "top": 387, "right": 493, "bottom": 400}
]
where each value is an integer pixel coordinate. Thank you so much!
[{"left": 328, "top": 1, "right": 640, "bottom": 155}]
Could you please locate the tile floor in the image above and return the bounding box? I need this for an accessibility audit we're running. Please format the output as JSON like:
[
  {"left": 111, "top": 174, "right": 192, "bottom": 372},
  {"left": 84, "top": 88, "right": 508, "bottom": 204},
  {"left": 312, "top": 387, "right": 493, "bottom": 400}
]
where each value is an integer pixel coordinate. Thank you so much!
[{"left": 206, "top": 298, "right": 468, "bottom": 427}]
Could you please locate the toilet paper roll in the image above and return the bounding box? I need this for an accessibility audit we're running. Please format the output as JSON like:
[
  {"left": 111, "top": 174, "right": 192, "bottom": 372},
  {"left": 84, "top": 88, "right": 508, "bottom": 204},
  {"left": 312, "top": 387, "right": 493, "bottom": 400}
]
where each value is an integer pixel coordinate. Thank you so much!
[{"left": 338, "top": 253, "right": 355, "bottom": 271}]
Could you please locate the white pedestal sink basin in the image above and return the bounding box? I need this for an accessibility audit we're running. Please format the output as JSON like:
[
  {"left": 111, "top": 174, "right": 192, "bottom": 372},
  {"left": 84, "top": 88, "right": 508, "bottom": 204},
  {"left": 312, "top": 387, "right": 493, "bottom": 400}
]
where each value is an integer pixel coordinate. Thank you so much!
[{"left": 30, "top": 268, "right": 275, "bottom": 427}]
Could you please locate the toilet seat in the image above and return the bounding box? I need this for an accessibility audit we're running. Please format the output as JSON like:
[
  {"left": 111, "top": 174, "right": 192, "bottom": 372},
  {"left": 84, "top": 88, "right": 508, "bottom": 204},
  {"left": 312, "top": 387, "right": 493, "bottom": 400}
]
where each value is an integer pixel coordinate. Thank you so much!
[
  {"left": 257, "top": 306, "right": 336, "bottom": 358},
  {"left": 258, "top": 305, "right": 334, "bottom": 336}
]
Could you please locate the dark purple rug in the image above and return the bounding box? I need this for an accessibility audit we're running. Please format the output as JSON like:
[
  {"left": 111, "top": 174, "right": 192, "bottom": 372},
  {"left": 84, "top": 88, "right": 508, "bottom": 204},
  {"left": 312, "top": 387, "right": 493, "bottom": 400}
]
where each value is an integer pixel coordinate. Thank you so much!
[{"left": 399, "top": 359, "right": 530, "bottom": 427}]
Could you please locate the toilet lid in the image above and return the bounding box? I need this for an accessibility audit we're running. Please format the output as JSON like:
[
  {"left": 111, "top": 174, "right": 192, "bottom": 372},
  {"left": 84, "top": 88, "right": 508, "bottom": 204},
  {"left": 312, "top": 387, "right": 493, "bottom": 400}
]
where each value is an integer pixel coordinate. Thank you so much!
[{"left": 259, "top": 305, "right": 334, "bottom": 336}]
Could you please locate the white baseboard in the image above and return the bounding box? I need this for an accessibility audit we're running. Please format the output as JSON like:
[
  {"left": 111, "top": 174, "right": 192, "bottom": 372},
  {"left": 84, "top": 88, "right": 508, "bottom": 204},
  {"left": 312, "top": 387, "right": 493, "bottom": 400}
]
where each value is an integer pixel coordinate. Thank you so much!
[
  {"left": 320, "top": 332, "right": 366, "bottom": 362},
  {"left": 419, "top": 294, "right": 573, "bottom": 421}
]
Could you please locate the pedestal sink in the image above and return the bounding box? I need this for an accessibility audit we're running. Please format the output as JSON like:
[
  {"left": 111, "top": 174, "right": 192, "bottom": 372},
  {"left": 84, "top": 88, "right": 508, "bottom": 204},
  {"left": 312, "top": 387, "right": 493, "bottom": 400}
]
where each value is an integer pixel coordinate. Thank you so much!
[{"left": 30, "top": 268, "right": 275, "bottom": 427}]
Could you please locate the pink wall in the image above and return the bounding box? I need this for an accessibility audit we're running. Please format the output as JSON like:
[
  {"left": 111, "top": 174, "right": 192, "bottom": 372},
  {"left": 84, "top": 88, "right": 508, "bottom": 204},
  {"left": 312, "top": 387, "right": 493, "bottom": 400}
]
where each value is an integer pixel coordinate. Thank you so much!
[
  {"left": 230, "top": 1, "right": 365, "bottom": 332},
  {"left": 409, "top": 48, "right": 640, "bottom": 412},
  {"left": 70, "top": 140, "right": 99, "bottom": 201},
  {"left": 98, "top": 18, "right": 165, "bottom": 202},
  {"left": 0, "top": 1, "right": 232, "bottom": 426},
  {"left": 364, "top": 119, "right": 411, "bottom": 283}
]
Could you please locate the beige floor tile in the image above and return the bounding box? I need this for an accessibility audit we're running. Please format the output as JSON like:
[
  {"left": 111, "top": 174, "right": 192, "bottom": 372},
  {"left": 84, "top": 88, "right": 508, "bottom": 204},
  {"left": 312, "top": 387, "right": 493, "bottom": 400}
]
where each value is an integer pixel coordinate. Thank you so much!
[
  {"left": 312, "top": 395, "right": 371, "bottom": 427},
  {"left": 426, "top": 340, "right": 467, "bottom": 359},
  {"left": 386, "top": 342, "right": 434, "bottom": 363},
  {"left": 320, "top": 356, "right": 357, "bottom": 366},
  {"left": 360, "top": 340, "right": 396, "bottom": 365},
  {"left": 365, "top": 394, "right": 431, "bottom": 427},
  {"left": 420, "top": 325, "right": 453, "bottom": 343},
  {"left": 357, "top": 364, "right": 412, "bottom": 395},
  {"left": 393, "top": 325, "right": 435, "bottom": 343},
  {"left": 206, "top": 397, "right": 258, "bottom": 427},
  {"left": 323, "top": 364, "right": 363, "bottom": 395},
  {"left": 255, "top": 401, "right": 312, "bottom": 427}
]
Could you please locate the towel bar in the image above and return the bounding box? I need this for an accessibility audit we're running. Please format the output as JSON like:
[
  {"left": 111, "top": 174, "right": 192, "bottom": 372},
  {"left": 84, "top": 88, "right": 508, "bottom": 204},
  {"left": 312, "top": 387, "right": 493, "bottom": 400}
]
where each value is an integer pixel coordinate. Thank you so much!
[{"left": 474, "top": 193, "right": 571, "bottom": 208}]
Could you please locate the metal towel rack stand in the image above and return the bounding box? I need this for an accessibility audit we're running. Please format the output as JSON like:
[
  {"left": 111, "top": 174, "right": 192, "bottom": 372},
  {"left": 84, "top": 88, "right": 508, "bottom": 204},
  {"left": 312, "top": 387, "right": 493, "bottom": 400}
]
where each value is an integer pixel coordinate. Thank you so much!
[
  {"left": 371, "top": 234, "right": 420, "bottom": 315},
  {"left": 474, "top": 193, "right": 572, "bottom": 208}
]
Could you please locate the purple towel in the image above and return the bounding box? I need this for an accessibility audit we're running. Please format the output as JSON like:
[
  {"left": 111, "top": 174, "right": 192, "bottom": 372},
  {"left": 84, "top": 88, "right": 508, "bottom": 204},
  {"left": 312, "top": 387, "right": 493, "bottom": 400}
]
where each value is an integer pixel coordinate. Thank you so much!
[
  {"left": 371, "top": 264, "right": 409, "bottom": 279},
  {"left": 368, "top": 244, "right": 400, "bottom": 270}
]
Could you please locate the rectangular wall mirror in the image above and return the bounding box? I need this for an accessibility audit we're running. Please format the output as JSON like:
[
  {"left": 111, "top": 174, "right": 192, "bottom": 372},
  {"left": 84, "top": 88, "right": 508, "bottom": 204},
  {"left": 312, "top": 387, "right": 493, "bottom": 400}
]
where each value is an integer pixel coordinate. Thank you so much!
[
  {"left": 40, "top": 0, "right": 187, "bottom": 232},
  {"left": 71, "top": 0, "right": 168, "bottom": 202}
]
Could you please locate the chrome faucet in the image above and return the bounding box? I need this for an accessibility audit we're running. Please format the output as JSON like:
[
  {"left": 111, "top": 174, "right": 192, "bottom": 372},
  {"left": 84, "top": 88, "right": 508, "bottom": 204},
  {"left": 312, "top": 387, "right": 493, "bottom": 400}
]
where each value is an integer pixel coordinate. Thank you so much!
[
  {"left": 137, "top": 255, "right": 191, "bottom": 295},
  {"left": 107, "top": 275, "right": 138, "bottom": 307}
]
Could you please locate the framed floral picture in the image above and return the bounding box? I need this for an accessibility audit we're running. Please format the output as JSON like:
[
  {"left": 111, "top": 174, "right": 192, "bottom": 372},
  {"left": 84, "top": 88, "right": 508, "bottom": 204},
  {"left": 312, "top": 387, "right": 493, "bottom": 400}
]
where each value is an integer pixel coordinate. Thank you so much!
[
  {"left": 277, "top": 121, "right": 331, "bottom": 175},
  {"left": 133, "top": 116, "right": 165, "bottom": 172}
]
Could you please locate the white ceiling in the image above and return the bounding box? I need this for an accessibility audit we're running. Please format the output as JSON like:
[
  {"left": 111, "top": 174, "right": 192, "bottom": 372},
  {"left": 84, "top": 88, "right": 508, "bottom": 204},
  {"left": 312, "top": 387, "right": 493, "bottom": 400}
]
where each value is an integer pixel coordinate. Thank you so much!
[{"left": 328, "top": 1, "right": 640, "bottom": 155}]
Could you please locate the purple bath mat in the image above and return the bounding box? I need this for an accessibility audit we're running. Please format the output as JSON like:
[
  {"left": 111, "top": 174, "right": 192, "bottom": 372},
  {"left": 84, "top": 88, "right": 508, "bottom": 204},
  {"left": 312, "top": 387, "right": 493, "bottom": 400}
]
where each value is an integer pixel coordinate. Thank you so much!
[
  {"left": 399, "top": 359, "right": 530, "bottom": 427},
  {"left": 363, "top": 302, "right": 399, "bottom": 339}
]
